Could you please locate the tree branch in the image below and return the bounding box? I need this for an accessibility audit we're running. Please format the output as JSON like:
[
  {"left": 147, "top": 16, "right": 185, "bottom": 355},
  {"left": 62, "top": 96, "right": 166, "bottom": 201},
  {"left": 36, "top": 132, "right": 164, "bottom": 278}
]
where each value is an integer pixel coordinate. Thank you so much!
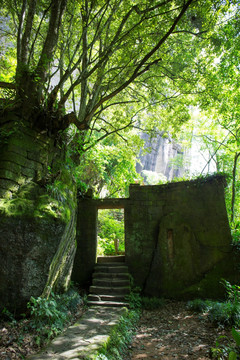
[
  {"left": 81, "top": 0, "right": 194, "bottom": 127},
  {"left": 83, "top": 119, "right": 133, "bottom": 152},
  {"left": 20, "top": 0, "right": 36, "bottom": 64},
  {"left": 35, "top": 0, "right": 67, "bottom": 86}
]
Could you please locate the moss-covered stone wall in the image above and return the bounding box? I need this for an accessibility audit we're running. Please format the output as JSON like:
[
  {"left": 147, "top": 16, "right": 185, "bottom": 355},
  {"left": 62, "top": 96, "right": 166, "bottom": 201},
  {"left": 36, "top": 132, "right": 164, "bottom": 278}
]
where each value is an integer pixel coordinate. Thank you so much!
[
  {"left": 75, "top": 175, "right": 238, "bottom": 299},
  {"left": 71, "top": 198, "right": 98, "bottom": 288},
  {"left": 0, "top": 112, "right": 56, "bottom": 198},
  {"left": 125, "top": 176, "right": 236, "bottom": 299},
  {"left": 0, "top": 111, "right": 77, "bottom": 314}
]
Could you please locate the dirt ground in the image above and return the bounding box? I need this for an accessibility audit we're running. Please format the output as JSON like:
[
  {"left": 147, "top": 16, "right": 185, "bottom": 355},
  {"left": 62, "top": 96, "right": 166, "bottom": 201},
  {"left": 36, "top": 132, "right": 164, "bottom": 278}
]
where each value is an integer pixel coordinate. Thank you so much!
[
  {"left": 127, "top": 301, "right": 232, "bottom": 360},
  {"left": 0, "top": 301, "right": 234, "bottom": 359}
]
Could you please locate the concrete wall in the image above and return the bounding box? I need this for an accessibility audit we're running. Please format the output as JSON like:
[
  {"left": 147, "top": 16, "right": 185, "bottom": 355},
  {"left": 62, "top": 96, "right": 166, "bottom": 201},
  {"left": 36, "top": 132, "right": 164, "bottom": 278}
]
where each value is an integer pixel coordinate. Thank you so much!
[{"left": 74, "top": 175, "right": 238, "bottom": 299}]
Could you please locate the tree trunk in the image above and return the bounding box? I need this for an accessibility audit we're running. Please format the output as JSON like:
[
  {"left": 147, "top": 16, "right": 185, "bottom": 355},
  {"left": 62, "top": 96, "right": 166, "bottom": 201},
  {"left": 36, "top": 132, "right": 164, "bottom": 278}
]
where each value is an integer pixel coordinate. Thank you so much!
[{"left": 231, "top": 152, "right": 240, "bottom": 224}]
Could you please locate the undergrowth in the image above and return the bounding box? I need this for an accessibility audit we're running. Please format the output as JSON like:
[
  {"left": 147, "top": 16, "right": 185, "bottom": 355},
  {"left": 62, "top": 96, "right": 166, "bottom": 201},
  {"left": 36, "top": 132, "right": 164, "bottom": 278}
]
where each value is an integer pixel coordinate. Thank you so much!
[
  {"left": 27, "top": 288, "right": 82, "bottom": 345},
  {"left": 93, "top": 291, "right": 141, "bottom": 360},
  {"left": 1, "top": 288, "right": 83, "bottom": 348},
  {"left": 187, "top": 280, "right": 240, "bottom": 359}
]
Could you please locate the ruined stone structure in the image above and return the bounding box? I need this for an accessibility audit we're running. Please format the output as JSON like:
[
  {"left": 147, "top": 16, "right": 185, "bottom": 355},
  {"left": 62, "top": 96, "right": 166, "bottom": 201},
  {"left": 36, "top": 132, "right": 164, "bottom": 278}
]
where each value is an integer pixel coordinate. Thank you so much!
[
  {"left": 0, "top": 117, "right": 237, "bottom": 318},
  {"left": 73, "top": 175, "right": 237, "bottom": 299}
]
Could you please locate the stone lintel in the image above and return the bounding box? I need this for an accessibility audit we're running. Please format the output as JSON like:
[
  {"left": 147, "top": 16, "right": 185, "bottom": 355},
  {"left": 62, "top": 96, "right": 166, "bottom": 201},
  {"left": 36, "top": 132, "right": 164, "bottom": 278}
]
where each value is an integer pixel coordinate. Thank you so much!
[{"left": 95, "top": 198, "right": 128, "bottom": 209}]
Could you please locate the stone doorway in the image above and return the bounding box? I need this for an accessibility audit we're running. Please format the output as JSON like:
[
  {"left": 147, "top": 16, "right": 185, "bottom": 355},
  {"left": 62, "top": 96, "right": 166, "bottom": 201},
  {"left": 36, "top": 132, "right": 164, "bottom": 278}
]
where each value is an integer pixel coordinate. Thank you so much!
[{"left": 97, "top": 208, "right": 125, "bottom": 258}]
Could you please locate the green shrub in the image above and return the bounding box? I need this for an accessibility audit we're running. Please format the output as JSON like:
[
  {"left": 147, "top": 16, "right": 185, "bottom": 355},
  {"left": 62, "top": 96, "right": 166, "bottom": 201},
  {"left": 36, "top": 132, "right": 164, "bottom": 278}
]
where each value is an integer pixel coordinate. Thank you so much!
[
  {"left": 229, "top": 328, "right": 240, "bottom": 359},
  {"left": 125, "top": 287, "right": 142, "bottom": 309},
  {"left": 187, "top": 299, "right": 213, "bottom": 313},
  {"left": 222, "top": 280, "right": 240, "bottom": 304},
  {"left": 208, "top": 302, "right": 240, "bottom": 327},
  {"left": 27, "top": 289, "right": 82, "bottom": 345},
  {"left": 189, "top": 282, "right": 240, "bottom": 359},
  {"left": 188, "top": 299, "right": 240, "bottom": 328}
]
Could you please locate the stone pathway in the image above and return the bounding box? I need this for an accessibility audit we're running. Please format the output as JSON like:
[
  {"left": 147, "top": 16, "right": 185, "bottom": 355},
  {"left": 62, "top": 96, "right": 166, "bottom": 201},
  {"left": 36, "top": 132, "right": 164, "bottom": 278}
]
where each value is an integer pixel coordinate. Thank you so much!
[{"left": 27, "top": 306, "right": 126, "bottom": 360}]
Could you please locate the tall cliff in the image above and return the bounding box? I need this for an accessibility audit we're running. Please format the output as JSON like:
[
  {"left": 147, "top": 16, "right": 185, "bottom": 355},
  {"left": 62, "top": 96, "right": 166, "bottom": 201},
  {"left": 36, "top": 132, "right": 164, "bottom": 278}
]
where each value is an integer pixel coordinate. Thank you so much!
[{"left": 136, "top": 133, "right": 188, "bottom": 182}]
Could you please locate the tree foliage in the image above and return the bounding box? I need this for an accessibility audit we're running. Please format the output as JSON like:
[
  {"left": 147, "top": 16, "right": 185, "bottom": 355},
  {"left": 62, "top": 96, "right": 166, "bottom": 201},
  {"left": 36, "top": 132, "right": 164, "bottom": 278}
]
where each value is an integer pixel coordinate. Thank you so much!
[
  {"left": 97, "top": 209, "right": 125, "bottom": 256},
  {"left": 0, "top": 0, "right": 236, "bottom": 200},
  {"left": 0, "top": 0, "right": 227, "bottom": 133},
  {"left": 184, "top": 3, "right": 240, "bottom": 225}
]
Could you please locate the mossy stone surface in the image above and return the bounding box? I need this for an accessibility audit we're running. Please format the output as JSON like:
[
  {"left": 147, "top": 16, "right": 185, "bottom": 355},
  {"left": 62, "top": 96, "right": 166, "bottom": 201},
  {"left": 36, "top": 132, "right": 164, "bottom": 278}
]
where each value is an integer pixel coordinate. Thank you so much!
[
  {"left": 0, "top": 112, "right": 77, "bottom": 315},
  {"left": 76, "top": 175, "right": 235, "bottom": 300}
]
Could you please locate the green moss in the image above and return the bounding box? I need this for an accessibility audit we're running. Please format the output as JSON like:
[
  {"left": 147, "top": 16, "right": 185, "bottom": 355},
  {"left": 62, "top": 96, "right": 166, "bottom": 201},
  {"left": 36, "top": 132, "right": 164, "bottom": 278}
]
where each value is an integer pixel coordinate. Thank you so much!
[
  {"left": 0, "top": 197, "right": 35, "bottom": 217},
  {"left": 0, "top": 189, "right": 12, "bottom": 199},
  {"left": 0, "top": 181, "right": 75, "bottom": 223},
  {"left": 178, "top": 258, "right": 235, "bottom": 300}
]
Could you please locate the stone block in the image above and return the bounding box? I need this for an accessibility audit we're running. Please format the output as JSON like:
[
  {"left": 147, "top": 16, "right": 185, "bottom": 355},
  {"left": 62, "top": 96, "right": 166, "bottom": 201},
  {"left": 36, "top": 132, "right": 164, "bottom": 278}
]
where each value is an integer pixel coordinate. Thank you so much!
[
  {"left": 10, "top": 135, "right": 49, "bottom": 152},
  {"left": 0, "top": 169, "right": 20, "bottom": 182},
  {"left": 21, "top": 167, "right": 35, "bottom": 178},
  {"left": 7, "top": 143, "right": 27, "bottom": 157},
  {"left": 27, "top": 150, "right": 48, "bottom": 164},
  {"left": 0, "top": 160, "right": 21, "bottom": 174}
]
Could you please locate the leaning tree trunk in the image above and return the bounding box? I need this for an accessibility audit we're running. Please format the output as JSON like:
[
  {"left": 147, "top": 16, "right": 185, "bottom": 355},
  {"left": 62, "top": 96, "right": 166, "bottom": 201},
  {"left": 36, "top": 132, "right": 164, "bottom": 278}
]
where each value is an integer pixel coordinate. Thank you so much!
[{"left": 231, "top": 152, "right": 240, "bottom": 224}]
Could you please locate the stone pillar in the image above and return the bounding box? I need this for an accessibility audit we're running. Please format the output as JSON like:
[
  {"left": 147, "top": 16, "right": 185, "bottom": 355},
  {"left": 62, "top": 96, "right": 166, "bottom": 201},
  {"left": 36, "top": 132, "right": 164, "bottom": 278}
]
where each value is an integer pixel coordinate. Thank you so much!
[{"left": 72, "top": 199, "right": 97, "bottom": 287}]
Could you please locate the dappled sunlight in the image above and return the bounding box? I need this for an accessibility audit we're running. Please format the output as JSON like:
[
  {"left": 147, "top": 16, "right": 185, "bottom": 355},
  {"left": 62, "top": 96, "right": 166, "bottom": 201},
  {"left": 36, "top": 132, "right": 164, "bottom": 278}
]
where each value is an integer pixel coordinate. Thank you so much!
[
  {"left": 25, "top": 307, "right": 125, "bottom": 359},
  {"left": 129, "top": 301, "right": 230, "bottom": 360}
]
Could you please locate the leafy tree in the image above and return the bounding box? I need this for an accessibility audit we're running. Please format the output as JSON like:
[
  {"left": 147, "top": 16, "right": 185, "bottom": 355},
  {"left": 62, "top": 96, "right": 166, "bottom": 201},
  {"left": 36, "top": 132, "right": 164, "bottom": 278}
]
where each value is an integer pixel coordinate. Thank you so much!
[
  {"left": 188, "top": 3, "right": 240, "bottom": 225},
  {"left": 0, "top": 1, "right": 227, "bottom": 144},
  {"left": 97, "top": 209, "right": 125, "bottom": 256}
]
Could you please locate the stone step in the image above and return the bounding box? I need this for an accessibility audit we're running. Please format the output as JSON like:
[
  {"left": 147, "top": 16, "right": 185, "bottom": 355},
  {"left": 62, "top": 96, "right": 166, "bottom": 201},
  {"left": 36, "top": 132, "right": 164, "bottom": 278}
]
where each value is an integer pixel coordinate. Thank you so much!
[
  {"left": 88, "top": 300, "right": 129, "bottom": 307},
  {"left": 94, "top": 265, "right": 129, "bottom": 273},
  {"left": 89, "top": 285, "right": 130, "bottom": 296},
  {"left": 93, "top": 272, "right": 130, "bottom": 280},
  {"left": 97, "top": 255, "right": 125, "bottom": 263},
  {"left": 88, "top": 258, "right": 130, "bottom": 308},
  {"left": 88, "top": 294, "right": 127, "bottom": 302},
  {"left": 92, "top": 278, "right": 130, "bottom": 287}
]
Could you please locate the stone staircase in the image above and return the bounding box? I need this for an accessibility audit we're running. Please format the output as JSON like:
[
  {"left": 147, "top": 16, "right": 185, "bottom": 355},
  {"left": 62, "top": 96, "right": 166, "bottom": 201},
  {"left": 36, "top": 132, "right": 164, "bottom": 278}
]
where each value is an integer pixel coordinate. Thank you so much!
[{"left": 88, "top": 255, "right": 131, "bottom": 307}]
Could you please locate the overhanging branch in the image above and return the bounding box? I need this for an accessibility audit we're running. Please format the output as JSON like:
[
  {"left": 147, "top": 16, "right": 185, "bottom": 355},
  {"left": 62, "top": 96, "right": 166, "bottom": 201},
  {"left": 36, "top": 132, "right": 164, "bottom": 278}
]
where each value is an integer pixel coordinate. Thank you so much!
[{"left": 82, "top": 0, "right": 194, "bottom": 126}]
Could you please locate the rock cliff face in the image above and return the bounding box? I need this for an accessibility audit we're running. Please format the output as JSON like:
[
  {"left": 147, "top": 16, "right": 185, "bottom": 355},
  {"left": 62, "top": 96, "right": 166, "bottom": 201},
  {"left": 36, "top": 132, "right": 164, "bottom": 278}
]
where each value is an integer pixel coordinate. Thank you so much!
[
  {"left": 136, "top": 133, "right": 188, "bottom": 182},
  {"left": 0, "top": 111, "right": 77, "bottom": 314}
]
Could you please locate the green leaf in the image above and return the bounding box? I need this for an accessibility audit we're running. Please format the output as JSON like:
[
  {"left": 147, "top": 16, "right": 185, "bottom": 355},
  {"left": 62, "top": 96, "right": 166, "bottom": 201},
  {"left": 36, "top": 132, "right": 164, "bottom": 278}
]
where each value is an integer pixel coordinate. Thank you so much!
[
  {"left": 232, "top": 328, "right": 240, "bottom": 346},
  {"left": 229, "top": 350, "right": 237, "bottom": 360}
]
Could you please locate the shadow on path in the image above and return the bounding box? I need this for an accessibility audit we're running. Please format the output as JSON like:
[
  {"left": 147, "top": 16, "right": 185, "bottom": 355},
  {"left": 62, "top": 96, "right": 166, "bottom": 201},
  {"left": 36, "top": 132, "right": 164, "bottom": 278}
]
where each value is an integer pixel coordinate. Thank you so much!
[{"left": 27, "top": 306, "right": 126, "bottom": 360}]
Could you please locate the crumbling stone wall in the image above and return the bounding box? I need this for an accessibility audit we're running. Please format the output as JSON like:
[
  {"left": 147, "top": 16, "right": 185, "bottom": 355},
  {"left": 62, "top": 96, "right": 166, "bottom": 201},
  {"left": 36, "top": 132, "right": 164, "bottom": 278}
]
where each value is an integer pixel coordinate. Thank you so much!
[
  {"left": 74, "top": 175, "right": 237, "bottom": 299},
  {"left": 125, "top": 176, "right": 235, "bottom": 299},
  {"left": 0, "top": 112, "right": 55, "bottom": 198},
  {"left": 0, "top": 112, "right": 77, "bottom": 314}
]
